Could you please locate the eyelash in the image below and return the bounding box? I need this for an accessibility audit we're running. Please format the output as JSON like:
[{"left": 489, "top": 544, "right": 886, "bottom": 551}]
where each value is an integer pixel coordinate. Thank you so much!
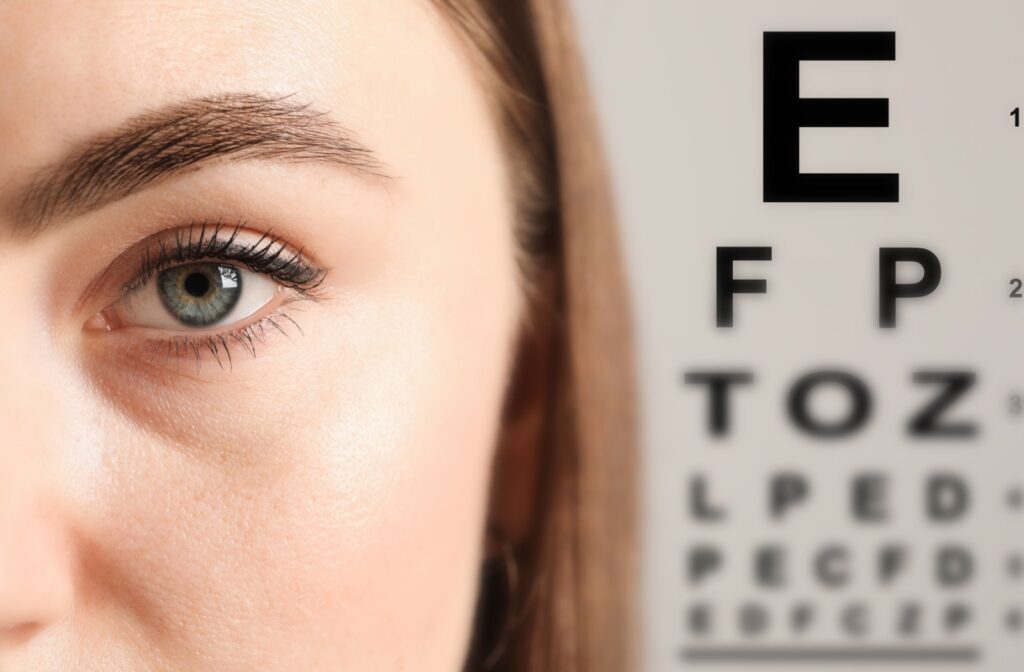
[
  {"left": 148, "top": 310, "right": 307, "bottom": 374},
  {"left": 121, "top": 220, "right": 328, "bottom": 372},
  {"left": 126, "top": 220, "right": 326, "bottom": 296}
]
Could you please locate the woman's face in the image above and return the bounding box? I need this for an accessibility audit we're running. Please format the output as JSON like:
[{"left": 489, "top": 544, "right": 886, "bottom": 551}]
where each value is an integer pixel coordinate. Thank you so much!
[{"left": 0, "top": 1, "right": 522, "bottom": 670}]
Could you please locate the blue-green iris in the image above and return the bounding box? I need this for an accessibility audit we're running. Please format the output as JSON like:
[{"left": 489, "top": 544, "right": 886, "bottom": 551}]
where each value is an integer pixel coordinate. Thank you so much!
[{"left": 158, "top": 263, "right": 242, "bottom": 327}]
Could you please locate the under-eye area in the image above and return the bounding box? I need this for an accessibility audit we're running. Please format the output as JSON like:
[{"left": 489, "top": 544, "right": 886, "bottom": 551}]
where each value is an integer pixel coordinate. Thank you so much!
[{"left": 85, "top": 219, "right": 329, "bottom": 372}]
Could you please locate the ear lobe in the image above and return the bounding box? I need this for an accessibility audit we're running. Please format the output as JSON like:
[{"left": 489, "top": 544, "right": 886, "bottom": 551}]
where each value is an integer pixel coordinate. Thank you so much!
[{"left": 487, "top": 273, "right": 557, "bottom": 555}]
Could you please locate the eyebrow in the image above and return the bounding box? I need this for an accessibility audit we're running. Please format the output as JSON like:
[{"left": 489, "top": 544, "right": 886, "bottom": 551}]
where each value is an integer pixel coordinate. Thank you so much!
[{"left": 8, "top": 92, "right": 385, "bottom": 236}]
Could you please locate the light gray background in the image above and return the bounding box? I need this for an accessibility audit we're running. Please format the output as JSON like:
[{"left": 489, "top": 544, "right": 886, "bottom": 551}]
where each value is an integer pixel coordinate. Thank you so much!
[{"left": 570, "top": 1, "right": 1024, "bottom": 670}]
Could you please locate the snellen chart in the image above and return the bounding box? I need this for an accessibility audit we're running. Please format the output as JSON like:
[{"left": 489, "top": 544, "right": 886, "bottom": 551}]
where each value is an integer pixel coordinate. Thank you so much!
[{"left": 672, "top": 27, "right": 1024, "bottom": 671}]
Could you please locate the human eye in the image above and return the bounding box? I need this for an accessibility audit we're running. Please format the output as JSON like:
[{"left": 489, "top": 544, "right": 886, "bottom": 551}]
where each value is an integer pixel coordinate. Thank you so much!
[
  {"left": 123, "top": 261, "right": 273, "bottom": 330},
  {"left": 85, "top": 220, "right": 328, "bottom": 372}
]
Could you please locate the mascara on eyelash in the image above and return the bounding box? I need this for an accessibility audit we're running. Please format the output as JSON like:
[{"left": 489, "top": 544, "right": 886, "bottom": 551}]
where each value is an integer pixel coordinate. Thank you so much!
[{"left": 124, "top": 220, "right": 328, "bottom": 297}]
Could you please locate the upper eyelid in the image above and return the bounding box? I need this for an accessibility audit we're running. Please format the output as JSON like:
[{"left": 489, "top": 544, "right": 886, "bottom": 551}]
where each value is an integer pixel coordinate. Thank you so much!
[
  {"left": 75, "top": 221, "right": 329, "bottom": 317},
  {"left": 124, "top": 221, "right": 329, "bottom": 295}
]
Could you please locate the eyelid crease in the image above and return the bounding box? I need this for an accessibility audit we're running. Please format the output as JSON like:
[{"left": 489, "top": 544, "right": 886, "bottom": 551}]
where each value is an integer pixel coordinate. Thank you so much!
[{"left": 123, "top": 219, "right": 329, "bottom": 300}]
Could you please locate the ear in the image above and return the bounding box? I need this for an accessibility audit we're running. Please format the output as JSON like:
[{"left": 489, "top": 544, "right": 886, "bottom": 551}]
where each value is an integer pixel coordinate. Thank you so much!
[{"left": 487, "top": 271, "right": 556, "bottom": 554}]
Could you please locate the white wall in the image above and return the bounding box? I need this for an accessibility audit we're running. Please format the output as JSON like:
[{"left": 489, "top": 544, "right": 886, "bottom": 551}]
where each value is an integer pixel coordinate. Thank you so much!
[{"left": 570, "top": 2, "right": 1024, "bottom": 671}]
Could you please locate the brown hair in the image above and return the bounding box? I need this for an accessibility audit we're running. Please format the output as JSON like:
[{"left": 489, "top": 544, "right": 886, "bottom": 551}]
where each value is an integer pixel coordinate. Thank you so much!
[{"left": 431, "top": 2, "right": 637, "bottom": 671}]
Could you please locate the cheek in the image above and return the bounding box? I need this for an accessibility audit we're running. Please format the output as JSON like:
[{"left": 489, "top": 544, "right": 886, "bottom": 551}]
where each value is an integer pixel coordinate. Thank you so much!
[{"left": 68, "top": 212, "right": 520, "bottom": 670}]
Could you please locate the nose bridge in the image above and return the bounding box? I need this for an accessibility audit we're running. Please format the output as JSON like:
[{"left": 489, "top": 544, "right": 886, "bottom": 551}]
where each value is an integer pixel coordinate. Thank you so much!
[
  {"left": 0, "top": 247, "right": 76, "bottom": 638},
  {"left": 0, "top": 249, "right": 64, "bottom": 449}
]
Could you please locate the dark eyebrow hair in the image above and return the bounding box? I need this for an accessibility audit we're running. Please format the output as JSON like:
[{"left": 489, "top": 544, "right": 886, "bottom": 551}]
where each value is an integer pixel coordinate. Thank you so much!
[{"left": 9, "top": 92, "right": 385, "bottom": 236}]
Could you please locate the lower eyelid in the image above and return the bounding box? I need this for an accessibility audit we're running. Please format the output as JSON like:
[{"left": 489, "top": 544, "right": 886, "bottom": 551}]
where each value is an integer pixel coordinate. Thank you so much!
[{"left": 100, "top": 303, "right": 312, "bottom": 376}]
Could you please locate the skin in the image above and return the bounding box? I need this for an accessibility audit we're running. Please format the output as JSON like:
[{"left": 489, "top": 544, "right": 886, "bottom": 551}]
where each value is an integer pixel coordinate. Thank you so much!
[{"left": 0, "top": 1, "right": 525, "bottom": 670}]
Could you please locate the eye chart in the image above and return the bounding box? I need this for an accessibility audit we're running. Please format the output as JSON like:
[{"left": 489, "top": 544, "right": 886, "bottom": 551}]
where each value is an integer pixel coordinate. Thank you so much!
[{"left": 574, "top": 0, "right": 1024, "bottom": 670}]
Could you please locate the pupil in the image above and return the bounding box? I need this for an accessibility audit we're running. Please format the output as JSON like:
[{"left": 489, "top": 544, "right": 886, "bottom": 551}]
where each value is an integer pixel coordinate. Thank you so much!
[{"left": 184, "top": 272, "right": 211, "bottom": 297}]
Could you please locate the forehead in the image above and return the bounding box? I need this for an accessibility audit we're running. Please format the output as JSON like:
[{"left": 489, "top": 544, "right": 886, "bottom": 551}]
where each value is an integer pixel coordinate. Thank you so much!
[{"left": 0, "top": 0, "right": 484, "bottom": 182}]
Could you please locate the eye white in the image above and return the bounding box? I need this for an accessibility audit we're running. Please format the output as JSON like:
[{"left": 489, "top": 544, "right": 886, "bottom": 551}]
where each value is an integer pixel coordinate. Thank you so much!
[{"left": 119, "top": 265, "right": 280, "bottom": 331}]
